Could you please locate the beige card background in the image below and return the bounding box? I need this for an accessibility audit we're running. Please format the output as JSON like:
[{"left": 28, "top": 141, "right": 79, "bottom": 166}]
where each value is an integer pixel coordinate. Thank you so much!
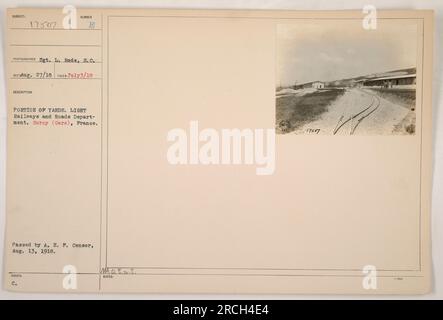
[{"left": 4, "top": 8, "right": 433, "bottom": 294}]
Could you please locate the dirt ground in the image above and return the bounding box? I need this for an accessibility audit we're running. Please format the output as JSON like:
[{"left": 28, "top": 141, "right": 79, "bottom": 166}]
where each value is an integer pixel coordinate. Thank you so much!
[{"left": 278, "top": 87, "right": 415, "bottom": 135}]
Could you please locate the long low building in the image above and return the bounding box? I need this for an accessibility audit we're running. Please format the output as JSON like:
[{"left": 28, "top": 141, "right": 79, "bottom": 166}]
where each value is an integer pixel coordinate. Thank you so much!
[
  {"left": 358, "top": 74, "right": 416, "bottom": 89},
  {"left": 294, "top": 81, "right": 325, "bottom": 90}
]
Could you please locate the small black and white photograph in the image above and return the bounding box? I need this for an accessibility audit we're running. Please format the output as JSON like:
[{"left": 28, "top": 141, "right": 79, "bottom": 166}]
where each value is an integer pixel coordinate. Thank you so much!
[{"left": 276, "top": 21, "right": 418, "bottom": 135}]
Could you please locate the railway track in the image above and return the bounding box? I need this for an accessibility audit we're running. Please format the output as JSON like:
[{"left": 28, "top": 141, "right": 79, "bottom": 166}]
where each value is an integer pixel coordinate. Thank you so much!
[{"left": 333, "top": 90, "right": 381, "bottom": 135}]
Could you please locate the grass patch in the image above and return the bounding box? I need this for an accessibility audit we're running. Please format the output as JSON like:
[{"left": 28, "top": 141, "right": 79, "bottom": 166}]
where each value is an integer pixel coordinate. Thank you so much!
[
  {"left": 276, "top": 88, "right": 345, "bottom": 134},
  {"left": 393, "top": 110, "right": 416, "bottom": 135}
]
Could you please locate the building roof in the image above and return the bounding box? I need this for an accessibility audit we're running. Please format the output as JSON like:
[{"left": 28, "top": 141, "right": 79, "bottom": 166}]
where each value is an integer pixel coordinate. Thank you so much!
[
  {"left": 296, "top": 80, "right": 324, "bottom": 86},
  {"left": 358, "top": 74, "right": 417, "bottom": 82}
]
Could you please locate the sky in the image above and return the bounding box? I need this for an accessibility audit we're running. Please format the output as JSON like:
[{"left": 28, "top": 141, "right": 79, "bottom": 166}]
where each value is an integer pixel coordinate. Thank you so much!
[{"left": 277, "top": 20, "right": 419, "bottom": 87}]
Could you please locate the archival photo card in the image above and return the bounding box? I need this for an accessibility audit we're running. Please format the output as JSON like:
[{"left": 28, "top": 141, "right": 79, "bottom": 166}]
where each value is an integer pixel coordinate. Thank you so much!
[
  {"left": 276, "top": 20, "right": 420, "bottom": 135},
  {"left": 4, "top": 8, "right": 433, "bottom": 294}
]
